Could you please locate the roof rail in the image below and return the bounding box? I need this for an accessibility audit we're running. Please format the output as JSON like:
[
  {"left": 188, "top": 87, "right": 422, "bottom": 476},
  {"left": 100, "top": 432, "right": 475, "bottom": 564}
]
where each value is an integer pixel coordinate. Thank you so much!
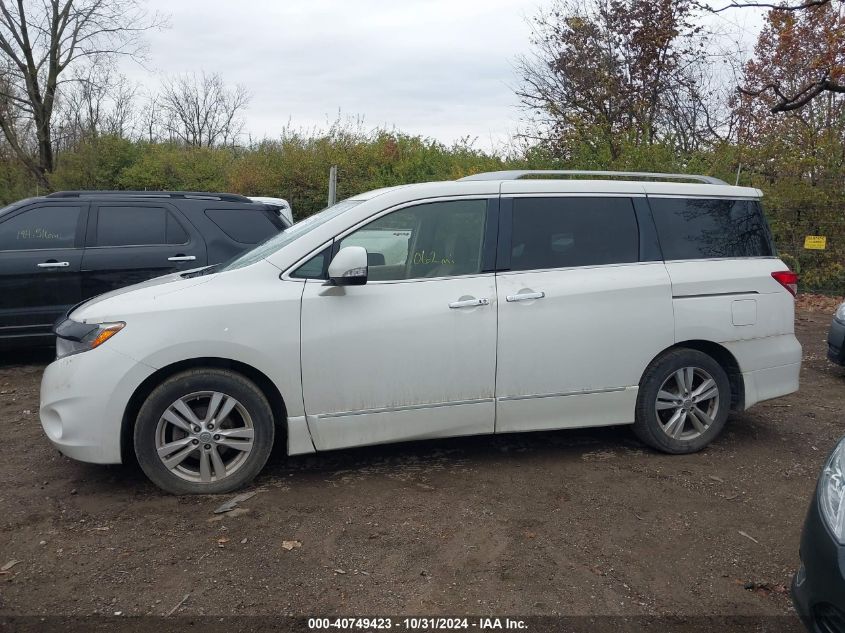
[
  {"left": 457, "top": 170, "right": 729, "bottom": 185},
  {"left": 46, "top": 190, "right": 254, "bottom": 203}
]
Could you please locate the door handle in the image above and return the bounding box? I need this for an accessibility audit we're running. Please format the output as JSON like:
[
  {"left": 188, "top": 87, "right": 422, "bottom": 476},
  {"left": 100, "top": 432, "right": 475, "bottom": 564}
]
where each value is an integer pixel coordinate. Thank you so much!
[
  {"left": 37, "top": 261, "right": 69, "bottom": 268},
  {"left": 449, "top": 297, "right": 490, "bottom": 309},
  {"left": 506, "top": 291, "right": 545, "bottom": 302},
  {"left": 168, "top": 255, "right": 197, "bottom": 262}
]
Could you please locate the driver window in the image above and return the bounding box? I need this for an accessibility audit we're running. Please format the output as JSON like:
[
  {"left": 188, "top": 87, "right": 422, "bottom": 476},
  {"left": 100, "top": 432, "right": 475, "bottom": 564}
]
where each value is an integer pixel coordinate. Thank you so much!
[{"left": 339, "top": 199, "right": 487, "bottom": 281}]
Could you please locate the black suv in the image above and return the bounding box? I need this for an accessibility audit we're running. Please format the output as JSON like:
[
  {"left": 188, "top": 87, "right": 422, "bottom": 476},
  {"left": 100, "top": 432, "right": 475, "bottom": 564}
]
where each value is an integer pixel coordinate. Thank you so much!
[{"left": 0, "top": 191, "right": 290, "bottom": 348}]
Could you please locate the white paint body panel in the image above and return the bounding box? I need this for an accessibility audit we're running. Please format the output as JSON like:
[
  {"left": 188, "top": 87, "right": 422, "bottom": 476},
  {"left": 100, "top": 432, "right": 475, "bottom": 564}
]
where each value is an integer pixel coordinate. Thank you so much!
[
  {"left": 667, "top": 257, "right": 800, "bottom": 407},
  {"left": 38, "top": 176, "right": 800, "bottom": 467},
  {"left": 495, "top": 263, "right": 674, "bottom": 432},
  {"left": 496, "top": 388, "right": 639, "bottom": 433},
  {"left": 300, "top": 275, "right": 497, "bottom": 450},
  {"left": 43, "top": 261, "right": 311, "bottom": 461},
  {"left": 40, "top": 346, "right": 156, "bottom": 463}
]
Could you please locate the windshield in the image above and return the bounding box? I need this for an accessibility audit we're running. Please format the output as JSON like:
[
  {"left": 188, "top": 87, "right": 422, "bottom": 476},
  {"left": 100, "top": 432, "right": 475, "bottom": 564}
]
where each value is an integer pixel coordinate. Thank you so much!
[
  {"left": 0, "top": 198, "right": 35, "bottom": 217},
  {"left": 219, "top": 198, "right": 363, "bottom": 272}
]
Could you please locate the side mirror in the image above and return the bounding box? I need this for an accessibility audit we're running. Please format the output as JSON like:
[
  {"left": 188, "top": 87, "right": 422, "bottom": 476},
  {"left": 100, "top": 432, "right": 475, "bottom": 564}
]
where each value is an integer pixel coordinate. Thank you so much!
[{"left": 327, "top": 246, "right": 368, "bottom": 286}]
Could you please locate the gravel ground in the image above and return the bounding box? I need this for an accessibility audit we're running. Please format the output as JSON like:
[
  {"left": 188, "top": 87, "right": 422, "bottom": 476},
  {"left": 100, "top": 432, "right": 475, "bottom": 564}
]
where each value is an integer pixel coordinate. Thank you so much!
[{"left": 0, "top": 304, "right": 843, "bottom": 626}]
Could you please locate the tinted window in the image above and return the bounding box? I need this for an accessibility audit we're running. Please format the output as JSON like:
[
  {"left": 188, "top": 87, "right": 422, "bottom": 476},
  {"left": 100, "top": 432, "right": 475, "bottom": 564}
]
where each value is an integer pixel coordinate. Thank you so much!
[
  {"left": 510, "top": 197, "right": 639, "bottom": 271},
  {"left": 291, "top": 246, "right": 331, "bottom": 279},
  {"left": 339, "top": 199, "right": 487, "bottom": 281},
  {"left": 650, "top": 198, "right": 773, "bottom": 260},
  {"left": 97, "top": 206, "right": 175, "bottom": 246},
  {"left": 166, "top": 213, "right": 188, "bottom": 244},
  {"left": 0, "top": 206, "right": 80, "bottom": 250},
  {"left": 221, "top": 199, "right": 363, "bottom": 273},
  {"left": 206, "top": 208, "right": 279, "bottom": 244}
]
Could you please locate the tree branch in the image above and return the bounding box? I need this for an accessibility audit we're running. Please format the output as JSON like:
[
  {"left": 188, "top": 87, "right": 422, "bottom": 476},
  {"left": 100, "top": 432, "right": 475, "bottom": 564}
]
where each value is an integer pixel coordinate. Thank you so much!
[
  {"left": 740, "top": 75, "right": 845, "bottom": 112},
  {"left": 709, "top": 0, "right": 832, "bottom": 12}
]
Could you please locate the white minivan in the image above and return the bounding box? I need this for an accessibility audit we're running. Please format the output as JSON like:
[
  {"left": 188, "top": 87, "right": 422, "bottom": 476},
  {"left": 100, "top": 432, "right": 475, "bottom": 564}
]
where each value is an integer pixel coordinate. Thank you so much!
[{"left": 39, "top": 171, "right": 802, "bottom": 494}]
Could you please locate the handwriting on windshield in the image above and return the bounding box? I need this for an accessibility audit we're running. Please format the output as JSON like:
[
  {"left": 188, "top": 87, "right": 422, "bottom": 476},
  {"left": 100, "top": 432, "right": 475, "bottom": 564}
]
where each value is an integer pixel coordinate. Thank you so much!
[
  {"left": 17, "top": 228, "right": 62, "bottom": 240},
  {"left": 413, "top": 250, "right": 454, "bottom": 265}
]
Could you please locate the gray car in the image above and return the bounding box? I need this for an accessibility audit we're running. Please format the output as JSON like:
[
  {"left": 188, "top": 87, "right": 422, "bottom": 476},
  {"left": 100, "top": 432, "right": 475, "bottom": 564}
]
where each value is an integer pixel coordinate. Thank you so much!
[{"left": 829, "top": 302, "right": 845, "bottom": 365}]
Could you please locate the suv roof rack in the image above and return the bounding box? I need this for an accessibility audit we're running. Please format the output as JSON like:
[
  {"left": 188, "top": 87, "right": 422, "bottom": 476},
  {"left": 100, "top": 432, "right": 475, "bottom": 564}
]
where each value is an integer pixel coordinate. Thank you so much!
[
  {"left": 457, "top": 170, "right": 728, "bottom": 185},
  {"left": 46, "top": 190, "right": 254, "bottom": 203}
]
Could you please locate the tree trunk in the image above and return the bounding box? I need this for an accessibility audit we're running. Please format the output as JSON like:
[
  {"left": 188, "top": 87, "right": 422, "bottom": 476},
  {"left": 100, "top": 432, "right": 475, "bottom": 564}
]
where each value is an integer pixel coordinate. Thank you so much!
[{"left": 32, "top": 106, "right": 53, "bottom": 190}]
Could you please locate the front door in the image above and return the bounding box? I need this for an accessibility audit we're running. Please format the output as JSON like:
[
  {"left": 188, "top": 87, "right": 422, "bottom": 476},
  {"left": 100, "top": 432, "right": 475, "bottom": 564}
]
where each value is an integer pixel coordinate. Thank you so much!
[
  {"left": 81, "top": 202, "right": 207, "bottom": 298},
  {"left": 494, "top": 195, "right": 674, "bottom": 433},
  {"left": 300, "top": 198, "right": 498, "bottom": 451},
  {"left": 0, "top": 202, "right": 87, "bottom": 341}
]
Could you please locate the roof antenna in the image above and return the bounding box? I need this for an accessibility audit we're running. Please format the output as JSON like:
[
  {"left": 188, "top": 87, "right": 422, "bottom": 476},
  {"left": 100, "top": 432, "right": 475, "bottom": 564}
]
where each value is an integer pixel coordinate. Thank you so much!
[{"left": 735, "top": 163, "right": 742, "bottom": 186}]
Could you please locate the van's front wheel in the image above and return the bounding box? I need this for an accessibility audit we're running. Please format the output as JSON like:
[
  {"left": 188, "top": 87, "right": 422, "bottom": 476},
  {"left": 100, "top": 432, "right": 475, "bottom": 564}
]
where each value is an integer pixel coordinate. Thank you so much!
[
  {"left": 134, "top": 369, "right": 274, "bottom": 495},
  {"left": 633, "top": 349, "right": 730, "bottom": 454}
]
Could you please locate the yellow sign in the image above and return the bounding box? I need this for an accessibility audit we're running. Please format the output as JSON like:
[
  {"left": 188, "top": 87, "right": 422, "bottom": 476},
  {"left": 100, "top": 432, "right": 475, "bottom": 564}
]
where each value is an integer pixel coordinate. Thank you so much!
[{"left": 804, "top": 235, "right": 827, "bottom": 250}]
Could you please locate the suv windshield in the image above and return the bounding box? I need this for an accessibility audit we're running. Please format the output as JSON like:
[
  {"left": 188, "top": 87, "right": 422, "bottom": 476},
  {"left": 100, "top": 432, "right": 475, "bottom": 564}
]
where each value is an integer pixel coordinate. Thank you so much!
[
  {"left": 0, "top": 198, "right": 36, "bottom": 218},
  {"left": 218, "top": 199, "right": 363, "bottom": 272}
]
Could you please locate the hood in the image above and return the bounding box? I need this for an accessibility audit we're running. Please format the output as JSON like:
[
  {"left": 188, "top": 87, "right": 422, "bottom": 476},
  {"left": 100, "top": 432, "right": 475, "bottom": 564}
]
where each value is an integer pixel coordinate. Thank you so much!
[{"left": 71, "top": 269, "right": 216, "bottom": 323}]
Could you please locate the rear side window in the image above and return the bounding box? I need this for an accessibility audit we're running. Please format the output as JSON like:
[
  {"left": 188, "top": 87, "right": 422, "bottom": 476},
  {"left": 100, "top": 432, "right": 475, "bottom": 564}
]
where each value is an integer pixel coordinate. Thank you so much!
[
  {"left": 650, "top": 198, "right": 773, "bottom": 260},
  {"left": 205, "top": 208, "right": 280, "bottom": 244},
  {"left": 510, "top": 197, "right": 639, "bottom": 271},
  {"left": 166, "top": 214, "right": 188, "bottom": 244},
  {"left": 0, "top": 206, "right": 80, "bottom": 250},
  {"left": 96, "top": 206, "right": 187, "bottom": 246}
]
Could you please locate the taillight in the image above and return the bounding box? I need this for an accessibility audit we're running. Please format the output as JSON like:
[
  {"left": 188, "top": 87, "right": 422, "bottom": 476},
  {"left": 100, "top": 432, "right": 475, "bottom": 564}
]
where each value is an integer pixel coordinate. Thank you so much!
[{"left": 772, "top": 270, "right": 799, "bottom": 297}]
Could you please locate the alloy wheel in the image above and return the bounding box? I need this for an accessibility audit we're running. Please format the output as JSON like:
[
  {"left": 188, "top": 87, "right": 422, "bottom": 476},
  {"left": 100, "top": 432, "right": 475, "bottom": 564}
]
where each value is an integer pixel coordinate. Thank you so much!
[
  {"left": 654, "top": 367, "right": 720, "bottom": 441},
  {"left": 154, "top": 391, "right": 255, "bottom": 483}
]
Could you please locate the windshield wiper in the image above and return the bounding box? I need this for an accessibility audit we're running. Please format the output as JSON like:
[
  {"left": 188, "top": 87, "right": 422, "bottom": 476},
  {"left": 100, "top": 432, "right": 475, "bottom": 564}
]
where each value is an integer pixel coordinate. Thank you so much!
[{"left": 181, "top": 263, "right": 221, "bottom": 278}]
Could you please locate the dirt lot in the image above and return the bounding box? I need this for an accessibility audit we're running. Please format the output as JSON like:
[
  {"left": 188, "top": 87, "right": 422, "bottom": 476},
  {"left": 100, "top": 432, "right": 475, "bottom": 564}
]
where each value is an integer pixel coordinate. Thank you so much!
[{"left": 0, "top": 302, "right": 843, "bottom": 625}]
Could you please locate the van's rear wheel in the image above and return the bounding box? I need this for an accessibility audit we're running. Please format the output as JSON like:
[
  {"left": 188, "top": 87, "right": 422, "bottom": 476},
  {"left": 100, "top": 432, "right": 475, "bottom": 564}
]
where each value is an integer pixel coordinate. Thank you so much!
[
  {"left": 633, "top": 349, "right": 730, "bottom": 454},
  {"left": 134, "top": 369, "right": 274, "bottom": 495}
]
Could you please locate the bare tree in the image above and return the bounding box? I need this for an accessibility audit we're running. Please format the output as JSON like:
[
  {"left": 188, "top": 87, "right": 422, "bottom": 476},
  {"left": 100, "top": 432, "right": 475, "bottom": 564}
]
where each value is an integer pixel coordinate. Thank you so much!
[
  {"left": 0, "top": 65, "right": 34, "bottom": 173},
  {"left": 137, "top": 92, "right": 161, "bottom": 143},
  {"left": 102, "top": 72, "right": 137, "bottom": 137},
  {"left": 0, "top": 0, "right": 163, "bottom": 187},
  {"left": 157, "top": 72, "right": 250, "bottom": 147},
  {"left": 53, "top": 64, "right": 138, "bottom": 148}
]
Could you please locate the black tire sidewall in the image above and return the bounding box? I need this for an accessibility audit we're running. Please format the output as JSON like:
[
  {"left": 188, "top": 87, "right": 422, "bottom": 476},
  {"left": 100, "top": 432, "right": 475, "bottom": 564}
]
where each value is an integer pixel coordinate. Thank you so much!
[
  {"left": 134, "top": 369, "right": 274, "bottom": 495},
  {"left": 635, "top": 349, "right": 731, "bottom": 454}
]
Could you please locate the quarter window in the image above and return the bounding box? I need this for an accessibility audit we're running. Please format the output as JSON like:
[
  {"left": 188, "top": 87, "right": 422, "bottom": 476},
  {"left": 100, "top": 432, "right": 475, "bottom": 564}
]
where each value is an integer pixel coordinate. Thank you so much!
[
  {"left": 509, "top": 197, "right": 639, "bottom": 271},
  {"left": 96, "top": 206, "right": 187, "bottom": 247},
  {"left": 0, "top": 206, "right": 80, "bottom": 250},
  {"left": 339, "top": 199, "right": 488, "bottom": 281},
  {"left": 649, "top": 198, "right": 773, "bottom": 260},
  {"left": 205, "top": 208, "right": 280, "bottom": 244},
  {"left": 291, "top": 246, "right": 331, "bottom": 279}
]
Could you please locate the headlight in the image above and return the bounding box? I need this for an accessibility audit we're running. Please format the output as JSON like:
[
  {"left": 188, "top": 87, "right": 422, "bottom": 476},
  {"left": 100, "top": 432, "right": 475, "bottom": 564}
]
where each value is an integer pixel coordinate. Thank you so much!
[
  {"left": 819, "top": 438, "right": 845, "bottom": 544},
  {"left": 835, "top": 303, "right": 845, "bottom": 321},
  {"left": 55, "top": 321, "right": 125, "bottom": 359}
]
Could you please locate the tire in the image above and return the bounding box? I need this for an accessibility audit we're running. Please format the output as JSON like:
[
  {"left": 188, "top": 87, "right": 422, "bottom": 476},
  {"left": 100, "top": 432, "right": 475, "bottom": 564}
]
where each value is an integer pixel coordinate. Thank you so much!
[
  {"left": 633, "top": 348, "right": 731, "bottom": 454},
  {"left": 134, "top": 368, "right": 275, "bottom": 495}
]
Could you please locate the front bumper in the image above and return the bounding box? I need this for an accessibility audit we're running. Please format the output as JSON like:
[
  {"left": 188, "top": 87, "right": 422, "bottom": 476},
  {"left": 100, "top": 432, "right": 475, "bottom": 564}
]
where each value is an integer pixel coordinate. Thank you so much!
[
  {"left": 792, "top": 484, "right": 845, "bottom": 633},
  {"left": 39, "top": 345, "right": 154, "bottom": 464},
  {"left": 828, "top": 317, "right": 845, "bottom": 366}
]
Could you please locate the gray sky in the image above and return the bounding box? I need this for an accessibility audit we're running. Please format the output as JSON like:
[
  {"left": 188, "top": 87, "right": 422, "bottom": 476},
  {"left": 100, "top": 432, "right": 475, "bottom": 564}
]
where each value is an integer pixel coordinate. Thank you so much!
[{"left": 120, "top": 0, "right": 766, "bottom": 150}]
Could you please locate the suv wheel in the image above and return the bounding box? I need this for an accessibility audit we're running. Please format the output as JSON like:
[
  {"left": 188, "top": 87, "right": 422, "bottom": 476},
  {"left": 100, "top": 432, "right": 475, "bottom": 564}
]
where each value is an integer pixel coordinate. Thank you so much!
[
  {"left": 633, "top": 349, "right": 730, "bottom": 454},
  {"left": 134, "top": 369, "right": 274, "bottom": 495}
]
